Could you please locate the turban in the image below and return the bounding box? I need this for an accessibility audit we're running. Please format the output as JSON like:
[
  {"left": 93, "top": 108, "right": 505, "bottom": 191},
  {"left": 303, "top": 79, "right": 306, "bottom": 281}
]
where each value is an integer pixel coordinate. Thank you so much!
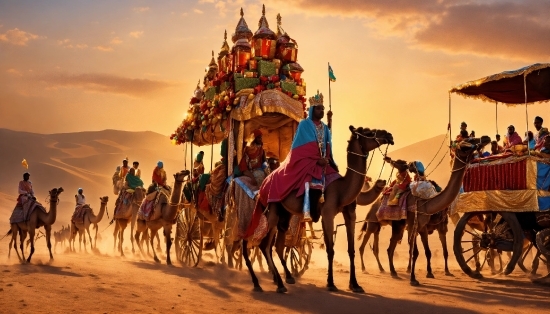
[
  {"left": 157, "top": 161, "right": 163, "bottom": 168},
  {"left": 252, "top": 129, "right": 262, "bottom": 139}
]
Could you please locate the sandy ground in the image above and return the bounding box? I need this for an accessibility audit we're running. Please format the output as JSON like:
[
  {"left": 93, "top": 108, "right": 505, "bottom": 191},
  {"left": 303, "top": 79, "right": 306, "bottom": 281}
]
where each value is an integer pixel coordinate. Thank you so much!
[{"left": 1, "top": 219, "right": 549, "bottom": 314}]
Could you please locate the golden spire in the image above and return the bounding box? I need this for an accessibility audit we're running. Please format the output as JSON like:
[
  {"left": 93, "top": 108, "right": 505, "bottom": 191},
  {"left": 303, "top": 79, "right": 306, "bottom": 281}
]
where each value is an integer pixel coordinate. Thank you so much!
[
  {"left": 253, "top": 4, "right": 276, "bottom": 40},
  {"left": 232, "top": 7, "right": 253, "bottom": 43}
]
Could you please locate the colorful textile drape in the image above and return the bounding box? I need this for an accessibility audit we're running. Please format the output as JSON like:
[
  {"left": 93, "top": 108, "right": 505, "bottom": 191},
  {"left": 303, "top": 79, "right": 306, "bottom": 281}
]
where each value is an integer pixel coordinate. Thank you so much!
[{"left": 455, "top": 156, "right": 550, "bottom": 213}]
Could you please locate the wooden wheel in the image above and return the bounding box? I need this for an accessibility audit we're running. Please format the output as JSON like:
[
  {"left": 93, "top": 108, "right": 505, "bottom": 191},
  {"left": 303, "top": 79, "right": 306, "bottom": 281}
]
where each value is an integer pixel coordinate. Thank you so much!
[
  {"left": 536, "top": 228, "right": 550, "bottom": 258},
  {"left": 454, "top": 212, "right": 523, "bottom": 279},
  {"left": 285, "top": 237, "right": 312, "bottom": 278},
  {"left": 175, "top": 205, "right": 203, "bottom": 267},
  {"left": 518, "top": 242, "right": 549, "bottom": 275}
]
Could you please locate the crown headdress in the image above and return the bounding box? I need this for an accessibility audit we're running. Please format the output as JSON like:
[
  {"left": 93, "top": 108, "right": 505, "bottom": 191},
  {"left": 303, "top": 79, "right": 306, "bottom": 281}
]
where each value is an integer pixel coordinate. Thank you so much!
[{"left": 308, "top": 90, "right": 324, "bottom": 107}]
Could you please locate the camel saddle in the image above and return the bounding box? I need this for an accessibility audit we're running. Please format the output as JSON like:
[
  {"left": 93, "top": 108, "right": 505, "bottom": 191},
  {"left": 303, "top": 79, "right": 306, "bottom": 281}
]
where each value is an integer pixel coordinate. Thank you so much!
[
  {"left": 114, "top": 190, "right": 135, "bottom": 219},
  {"left": 71, "top": 204, "right": 91, "bottom": 224},
  {"left": 10, "top": 199, "right": 46, "bottom": 224},
  {"left": 375, "top": 192, "right": 414, "bottom": 223},
  {"left": 138, "top": 188, "right": 169, "bottom": 221}
]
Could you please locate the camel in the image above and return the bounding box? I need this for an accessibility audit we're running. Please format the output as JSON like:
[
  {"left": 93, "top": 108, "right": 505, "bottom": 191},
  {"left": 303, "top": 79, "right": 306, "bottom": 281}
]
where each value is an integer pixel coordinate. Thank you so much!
[
  {"left": 8, "top": 187, "right": 64, "bottom": 262},
  {"left": 53, "top": 225, "right": 69, "bottom": 253},
  {"left": 69, "top": 196, "right": 109, "bottom": 252},
  {"left": 112, "top": 187, "right": 145, "bottom": 256},
  {"left": 397, "top": 139, "right": 488, "bottom": 286},
  {"left": 134, "top": 170, "right": 188, "bottom": 264},
  {"left": 357, "top": 181, "right": 452, "bottom": 277},
  {"left": 242, "top": 126, "right": 394, "bottom": 293}
]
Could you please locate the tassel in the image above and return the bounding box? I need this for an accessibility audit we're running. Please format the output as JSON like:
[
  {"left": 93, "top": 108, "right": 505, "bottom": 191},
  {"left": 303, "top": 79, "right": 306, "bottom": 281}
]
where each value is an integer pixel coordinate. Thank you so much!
[{"left": 319, "top": 193, "right": 325, "bottom": 204}]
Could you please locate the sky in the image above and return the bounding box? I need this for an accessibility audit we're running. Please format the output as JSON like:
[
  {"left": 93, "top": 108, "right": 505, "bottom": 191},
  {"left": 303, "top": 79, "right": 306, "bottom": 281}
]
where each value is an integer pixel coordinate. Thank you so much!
[{"left": 1, "top": 0, "right": 550, "bottom": 170}]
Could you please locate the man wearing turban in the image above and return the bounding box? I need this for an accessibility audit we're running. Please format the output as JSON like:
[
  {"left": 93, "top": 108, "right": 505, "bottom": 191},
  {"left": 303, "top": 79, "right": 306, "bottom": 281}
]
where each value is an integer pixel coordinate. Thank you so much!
[{"left": 238, "top": 129, "right": 267, "bottom": 187}]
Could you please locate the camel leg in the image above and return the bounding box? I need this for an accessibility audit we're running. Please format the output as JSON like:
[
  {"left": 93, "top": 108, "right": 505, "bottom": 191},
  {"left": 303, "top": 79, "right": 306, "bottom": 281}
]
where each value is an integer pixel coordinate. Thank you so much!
[
  {"left": 150, "top": 229, "right": 160, "bottom": 263},
  {"left": 261, "top": 208, "right": 286, "bottom": 293},
  {"left": 343, "top": 203, "right": 363, "bottom": 293},
  {"left": 409, "top": 236, "right": 420, "bottom": 286},
  {"left": 156, "top": 232, "right": 161, "bottom": 251},
  {"left": 130, "top": 213, "right": 136, "bottom": 254},
  {"left": 274, "top": 230, "right": 295, "bottom": 284},
  {"left": 419, "top": 230, "right": 434, "bottom": 278},
  {"left": 256, "top": 246, "right": 265, "bottom": 272},
  {"left": 388, "top": 220, "right": 406, "bottom": 278},
  {"left": 86, "top": 227, "right": 93, "bottom": 251},
  {"left": 19, "top": 229, "right": 27, "bottom": 262},
  {"left": 113, "top": 222, "right": 118, "bottom": 252},
  {"left": 165, "top": 225, "right": 173, "bottom": 265},
  {"left": 93, "top": 224, "right": 98, "bottom": 249},
  {"left": 45, "top": 224, "right": 53, "bottom": 260},
  {"left": 358, "top": 224, "right": 372, "bottom": 273},
  {"left": 438, "top": 227, "right": 452, "bottom": 276},
  {"left": 78, "top": 230, "right": 83, "bottom": 252},
  {"left": 243, "top": 240, "right": 263, "bottom": 292},
  {"left": 27, "top": 227, "right": 36, "bottom": 263},
  {"left": 372, "top": 226, "right": 385, "bottom": 272},
  {"left": 321, "top": 212, "right": 338, "bottom": 291}
]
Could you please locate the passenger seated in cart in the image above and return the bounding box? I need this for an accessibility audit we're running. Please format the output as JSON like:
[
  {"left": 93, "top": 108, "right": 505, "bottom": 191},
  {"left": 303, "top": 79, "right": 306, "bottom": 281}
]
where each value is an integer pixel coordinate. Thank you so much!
[
  {"left": 239, "top": 129, "right": 267, "bottom": 187},
  {"left": 490, "top": 141, "right": 503, "bottom": 155},
  {"left": 524, "top": 131, "right": 536, "bottom": 150},
  {"left": 540, "top": 136, "right": 550, "bottom": 155},
  {"left": 503, "top": 125, "right": 523, "bottom": 150},
  {"left": 534, "top": 116, "right": 549, "bottom": 151}
]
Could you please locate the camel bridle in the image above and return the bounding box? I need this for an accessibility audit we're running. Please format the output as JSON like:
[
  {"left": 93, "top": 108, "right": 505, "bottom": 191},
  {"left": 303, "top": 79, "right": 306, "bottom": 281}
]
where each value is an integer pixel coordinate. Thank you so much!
[{"left": 346, "top": 130, "right": 386, "bottom": 176}]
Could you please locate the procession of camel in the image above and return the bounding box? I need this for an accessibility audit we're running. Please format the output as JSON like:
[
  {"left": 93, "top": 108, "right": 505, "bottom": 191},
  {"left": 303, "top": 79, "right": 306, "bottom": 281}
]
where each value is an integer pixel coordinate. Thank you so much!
[{"left": 4, "top": 125, "right": 550, "bottom": 293}]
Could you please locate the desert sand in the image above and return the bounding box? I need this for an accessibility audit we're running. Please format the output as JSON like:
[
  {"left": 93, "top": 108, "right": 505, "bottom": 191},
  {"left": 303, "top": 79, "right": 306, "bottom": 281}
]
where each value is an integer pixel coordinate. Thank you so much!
[{"left": 1, "top": 216, "right": 549, "bottom": 314}]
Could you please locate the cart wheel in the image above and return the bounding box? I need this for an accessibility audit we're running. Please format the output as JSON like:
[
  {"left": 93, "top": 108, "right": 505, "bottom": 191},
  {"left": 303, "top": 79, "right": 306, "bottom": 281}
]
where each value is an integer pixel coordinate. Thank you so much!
[
  {"left": 175, "top": 205, "right": 203, "bottom": 267},
  {"left": 454, "top": 212, "right": 523, "bottom": 279},
  {"left": 285, "top": 237, "right": 312, "bottom": 278}
]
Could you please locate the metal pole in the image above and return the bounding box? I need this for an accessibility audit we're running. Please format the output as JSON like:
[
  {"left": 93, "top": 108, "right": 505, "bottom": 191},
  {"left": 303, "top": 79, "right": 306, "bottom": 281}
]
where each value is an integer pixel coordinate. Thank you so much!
[
  {"left": 328, "top": 62, "right": 332, "bottom": 130},
  {"left": 524, "top": 75, "right": 530, "bottom": 156},
  {"left": 495, "top": 102, "right": 498, "bottom": 136}
]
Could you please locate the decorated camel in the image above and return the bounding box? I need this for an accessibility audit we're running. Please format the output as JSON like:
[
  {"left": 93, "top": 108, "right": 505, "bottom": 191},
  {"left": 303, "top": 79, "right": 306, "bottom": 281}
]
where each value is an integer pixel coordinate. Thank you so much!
[
  {"left": 242, "top": 126, "right": 394, "bottom": 293},
  {"left": 134, "top": 170, "right": 188, "bottom": 264},
  {"left": 112, "top": 187, "right": 145, "bottom": 256},
  {"left": 361, "top": 139, "right": 487, "bottom": 286},
  {"left": 357, "top": 178, "right": 452, "bottom": 277},
  {"left": 69, "top": 196, "right": 109, "bottom": 252},
  {"left": 8, "top": 187, "right": 64, "bottom": 262}
]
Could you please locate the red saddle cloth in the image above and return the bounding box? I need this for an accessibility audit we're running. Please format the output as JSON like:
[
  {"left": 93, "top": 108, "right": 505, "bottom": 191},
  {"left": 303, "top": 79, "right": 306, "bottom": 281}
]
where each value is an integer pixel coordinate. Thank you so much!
[{"left": 463, "top": 158, "right": 527, "bottom": 192}]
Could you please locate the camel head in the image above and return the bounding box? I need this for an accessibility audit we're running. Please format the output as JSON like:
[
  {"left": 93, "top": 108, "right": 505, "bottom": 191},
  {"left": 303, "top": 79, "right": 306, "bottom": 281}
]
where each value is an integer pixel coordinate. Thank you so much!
[
  {"left": 374, "top": 179, "right": 387, "bottom": 190},
  {"left": 49, "top": 187, "right": 64, "bottom": 200},
  {"left": 174, "top": 170, "right": 191, "bottom": 183},
  {"left": 349, "top": 125, "right": 394, "bottom": 154},
  {"left": 100, "top": 196, "right": 109, "bottom": 204},
  {"left": 455, "top": 136, "right": 491, "bottom": 163}
]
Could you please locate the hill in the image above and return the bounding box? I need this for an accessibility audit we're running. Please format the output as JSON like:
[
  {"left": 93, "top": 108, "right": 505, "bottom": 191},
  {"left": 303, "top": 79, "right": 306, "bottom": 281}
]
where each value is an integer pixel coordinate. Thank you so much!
[{"left": 0, "top": 128, "right": 189, "bottom": 228}]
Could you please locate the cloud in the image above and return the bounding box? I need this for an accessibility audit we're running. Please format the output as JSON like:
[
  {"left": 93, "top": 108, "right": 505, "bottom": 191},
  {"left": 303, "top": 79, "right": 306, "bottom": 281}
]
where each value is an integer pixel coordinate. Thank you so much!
[
  {"left": 264, "top": 0, "right": 550, "bottom": 61},
  {"left": 181, "top": 12, "right": 189, "bottom": 17},
  {"left": 129, "top": 31, "right": 143, "bottom": 39},
  {"left": 413, "top": 2, "right": 550, "bottom": 60},
  {"left": 57, "top": 39, "right": 88, "bottom": 49},
  {"left": 36, "top": 73, "right": 176, "bottom": 97},
  {"left": 110, "top": 37, "right": 123, "bottom": 45},
  {"left": 133, "top": 7, "right": 150, "bottom": 12},
  {"left": 6, "top": 69, "right": 23, "bottom": 76},
  {"left": 94, "top": 45, "right": 113, "bottom": 52},
  {"left": 194, "top": 9, "right": 204, "bottom": 14},
  {"left": 0, "top": 28, "right": 39, "bottom": 46}
]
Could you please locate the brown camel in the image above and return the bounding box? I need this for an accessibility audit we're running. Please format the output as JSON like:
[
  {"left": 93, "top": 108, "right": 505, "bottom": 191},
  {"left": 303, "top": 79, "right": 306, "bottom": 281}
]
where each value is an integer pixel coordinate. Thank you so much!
[
  {"left": 357, "top": 180, "right": 452, "bottom": 277},
  {"left": 134, "top": 170, "right": 188, "bottom": 264},
  {"left": 8, "top": 187, "right": 64, "bottom": 262},
  {"left": 69, "top": 197, "right": 109, "bottom": 252},
  {"left": 243, "top": 126, "right": 394, "bottom": 293},
  {"left": 403, "top": 139, "right": 488, "bottom": 286},
  {"left": 112, "top": 187, "right": 145, "bottom": 256}
]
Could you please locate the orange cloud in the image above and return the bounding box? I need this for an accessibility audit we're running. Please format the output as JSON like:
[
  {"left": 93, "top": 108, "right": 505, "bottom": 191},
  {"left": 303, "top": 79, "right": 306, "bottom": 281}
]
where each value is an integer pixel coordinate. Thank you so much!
[
  {"left": 58, "top": 39, "right": 88, "bottom": 49},
  {"left": 110, "top": 37, "right": 123, "bottom": 45},
  {"left": 413, "top": 2, "right": 550, "bottom": 61},
  {"left": 193, "top": 9, "right": 204, "bottom": 14},
  {"left": 133, "top": 7, "right": 150, "bottom": 12},
  {"left": 35, "top": 73, "right": 176, "bottom": 97},
  {"left": 267, "top": 0, "right": 550, "bottom": 60},
  {"left": 0, "top": 28, "right": 39, "bottom": 46},
  {"left": 95, "top": 45, "right": 113, "bottom": 52},
  {"left": 129, "top": 31, "right": 143, "bottom": 39},
  {"left": 6, "top": 69, "right": 23, "bottom": 76}
]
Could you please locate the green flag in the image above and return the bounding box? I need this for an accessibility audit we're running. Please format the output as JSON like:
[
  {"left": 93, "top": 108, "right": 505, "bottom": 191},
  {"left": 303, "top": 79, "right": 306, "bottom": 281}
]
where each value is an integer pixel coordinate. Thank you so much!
[{"left": 328, "top": 64, "right": 336, "bottom": 82}]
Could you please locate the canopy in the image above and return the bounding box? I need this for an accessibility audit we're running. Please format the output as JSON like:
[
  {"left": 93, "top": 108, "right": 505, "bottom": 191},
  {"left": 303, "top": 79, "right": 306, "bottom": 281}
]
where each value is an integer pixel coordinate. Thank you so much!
[{"left": 450, "top": 63, "right": 550, "bottom": 106}]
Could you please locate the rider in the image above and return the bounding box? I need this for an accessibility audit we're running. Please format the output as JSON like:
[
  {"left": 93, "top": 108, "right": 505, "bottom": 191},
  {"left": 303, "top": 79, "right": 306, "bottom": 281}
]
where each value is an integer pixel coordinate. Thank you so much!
[
  {"left": 152, "top": 160, "right": 168, "bottom": 189},
  {"left": 17, "top": 172, "right": 35, "bottom": 206},
  {"left": 132, "top": 161, "right": 141, "bottom": 178},
  {"left": 75, "top": 188, "right": 86, "bottom": 206},
  {"left": 239, "top": 129, "right": 267, "bottom": 187},
  {"left": 503, "top": 125, "right": 522, "bottom": 150},
  {"left": 194, "top": 151, "right": 205, "bottom": 176},
  {"left": 382, "top": 157, "right": 411, "bottom": 206},
  {"left": 255, "top": 91, "right": 339, "bottom": 223}
]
